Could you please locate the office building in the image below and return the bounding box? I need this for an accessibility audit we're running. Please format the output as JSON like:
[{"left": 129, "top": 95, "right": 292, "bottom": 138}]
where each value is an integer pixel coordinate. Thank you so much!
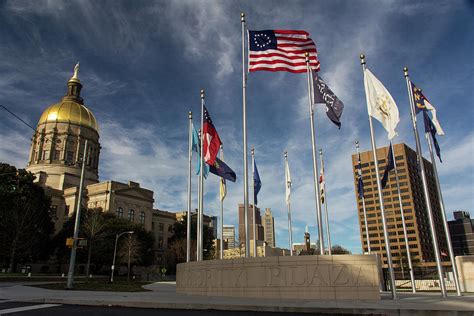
[
  {"left": 448, "top": 211, "right": 474, "bottom": 256},
  {"left": 352, "top": 143, "right": 448, "bottom": 269},
  {"left": 262, "top": 208, "right": 276, "bottom": 247},
  {"left": 238, "top": 204, "right": 264, "bottom": 245},
  {"left": 223, "top": 225, "right": 236, "bottom": 249}
]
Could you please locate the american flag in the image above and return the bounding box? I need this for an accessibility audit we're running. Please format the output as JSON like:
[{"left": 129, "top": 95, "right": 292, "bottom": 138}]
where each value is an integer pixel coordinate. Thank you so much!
[{"left": 248, "top": 29, "right": 320, "bottom": 73}]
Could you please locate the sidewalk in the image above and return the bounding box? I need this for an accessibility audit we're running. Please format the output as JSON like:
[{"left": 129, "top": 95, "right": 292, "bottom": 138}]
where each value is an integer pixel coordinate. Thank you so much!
[{"left": 1, "top": 282, "right": 473, "bottom": 315}]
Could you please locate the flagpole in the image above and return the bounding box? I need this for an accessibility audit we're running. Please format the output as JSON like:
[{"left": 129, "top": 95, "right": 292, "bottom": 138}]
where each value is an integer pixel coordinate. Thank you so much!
[
  {"left": 319, "top": 149, "right": 332, "bottom": 255},
  {"left": 390, "top": 142, "right": 416, "bottom": 293},
  {"left": 198, "top": 90, "right": 205, "bottom": 261},
  {"left": 360, "top": 54, "right": 396, "bottom": 299},
  {"left": 196, "top": 133, "right": 201, "bottom": 261},
  {"left": 305, "top": 52, "right": 324, "bottom": 255},
  {"left": 187, "top": 111, "right": 193, "bottom": 263},
  {"left": 241, "top": 12, "right": 250, "bottom": 258},
  {"left": 356, "top": 141, "right": 371, "bottom": 254},
  {"left": 404, "top": 67, "right": 447, "bottom": 298},
  {"left": 219, "top": 145, "right": 224, "bottom": 260},
  {"left": 285, "top": 151, "right": 294, "bottom": 256},
  {"left": 425, "top": 131, "right": 462, "bottom": 296},
  {"left": 251, "top": 148, "right": 257, "bottom": 257}
]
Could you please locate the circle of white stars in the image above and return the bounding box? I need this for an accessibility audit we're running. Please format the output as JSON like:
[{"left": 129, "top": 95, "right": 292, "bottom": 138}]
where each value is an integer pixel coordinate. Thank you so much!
[{"left": 253, "top": 33, "right": 272, "bottom": 48}]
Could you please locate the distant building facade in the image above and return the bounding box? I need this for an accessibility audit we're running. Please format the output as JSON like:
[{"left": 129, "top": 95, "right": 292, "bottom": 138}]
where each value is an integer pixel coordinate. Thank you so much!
[
  {"left": 351, "top": 143, "right": 449, "bottom": 269},
  {"left": 448, "top": 211, "right": 474, "bottom": 256},
  {"left": 238, "top": 204, "right": 264, "bottom": 245},
  {"left": 262, "top": 208, "right": 276, "bottom": 247},
  {"left": 223, "top": 225, "right": 236, "bottom": 249}
]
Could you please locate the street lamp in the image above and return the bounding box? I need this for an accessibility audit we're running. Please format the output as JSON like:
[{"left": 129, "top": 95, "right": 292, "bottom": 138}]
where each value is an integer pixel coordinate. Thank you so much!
[{"left": 110, "top": 231, "right": 133, "bottom": 282}]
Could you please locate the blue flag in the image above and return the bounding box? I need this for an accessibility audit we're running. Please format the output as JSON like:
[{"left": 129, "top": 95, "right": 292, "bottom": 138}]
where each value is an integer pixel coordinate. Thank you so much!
[
  {"left": 192, "top": 124, "right": 209, "bottom": 178},
  {"left": 253, "top": 159, "right": 262, "bottom": 205},
  {"left": 381, "top": 142, "right": 394, "bottom": 189},
  {"left": 357, "top": 153, "right": 364, "bottom": 199},
  {"left": 209, "top": 157, "right": 236, "bottom": 182},
  {"left": 423, "top": 110, "right": 442, "bottom": 162}
]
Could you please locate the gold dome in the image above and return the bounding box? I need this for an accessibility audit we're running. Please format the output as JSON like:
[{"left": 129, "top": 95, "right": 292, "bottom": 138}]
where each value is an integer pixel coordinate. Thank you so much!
[
  {"left": 38, "top": 100, "right": 99, "bottom": 132},
  {"left": 37, "top": 62, "right": 98, "bottom": 132}
]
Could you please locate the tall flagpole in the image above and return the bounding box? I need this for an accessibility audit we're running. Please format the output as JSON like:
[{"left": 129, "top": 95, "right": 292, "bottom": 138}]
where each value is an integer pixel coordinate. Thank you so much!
[
  {"left": 285, "top": 151, "right": 294, "bottom": 256},
  {"left": 404, "top": 67, "right": 447, "bottom": 298},
  {"left": 360, "top": 54, "right": 396, "bottom": 299},
  {"left": 319, "top": 149, "right": 332, "bottom": 255},
  {"left": 305, "top": 52, "right": 324, "bottom": 255},
  {"left": 390, "top": 142, "right": 416, "bottom": 293},
  {"left": 425, "top": 132, "right": 462, "bottom": 296},
  {"left": 241, "top": 12, "right": 250, "bottom": 257},
  {"left": 186, "top": 112, "right": 193, "bottom": 262},
  {"left": 219, "top": 145, "right": 224, "bottom": 260},
  {"left": 251, "top": 148, "right": 257, "bottom": 257},
  {"left": 198, "top": 90, "right": 205, "bottom": 261},
  {"left": 356, "top": 141, "right": 371, "bottom": 254},
  {"left": 196, "top": 141, "right": 201, "bottom": 261}
]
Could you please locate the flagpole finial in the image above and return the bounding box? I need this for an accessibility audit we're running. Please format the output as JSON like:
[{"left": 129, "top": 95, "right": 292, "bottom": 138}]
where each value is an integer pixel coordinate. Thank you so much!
[
  {"left": 251, "top": 147, "right": 254, "bottom": 155},
  {"left": 284, "top": 151, "right": 288, "bottom": 158},
  {"left": 305, "top": 51, "right": 309, "bottom": 63},
  {"left": 319, "top": 148, "right": 323, "bottom": 156},
  {"left": 355, "top": 140, "right": 360, "bottom": 149},
  {"left": 241, "top": 12, "right": 245, "bottom": 22},
  {"left": 403, "top": 67, "right": 409, "bottom": 77},
  {"left": 188, "top": 111, "right": 192, "bottom": 119},
  {"left": 360, "top": 54, "right": 366, "bottom": 65},
  {"left": 200, "top": 89, "right": 205, "bottom": 99}
]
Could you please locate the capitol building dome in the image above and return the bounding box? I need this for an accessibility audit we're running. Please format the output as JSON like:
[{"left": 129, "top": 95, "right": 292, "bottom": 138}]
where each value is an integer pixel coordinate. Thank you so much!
[
  {"left": 37, "top": 99, "right": 98, "bottom": 132},
  {"left": 26, "top": 63, "right": 101, "bottom": 192}
]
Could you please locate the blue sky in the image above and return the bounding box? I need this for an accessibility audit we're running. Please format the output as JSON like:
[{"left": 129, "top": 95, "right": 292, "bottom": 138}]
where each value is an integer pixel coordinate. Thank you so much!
[{"left": 0, "top": 0, "right": 473, "bottom": 254}]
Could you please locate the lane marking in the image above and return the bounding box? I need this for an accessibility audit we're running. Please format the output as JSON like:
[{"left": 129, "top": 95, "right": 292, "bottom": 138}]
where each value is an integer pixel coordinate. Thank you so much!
[{"left": 0, "top": 304, "right": 61, "bottom": 315}]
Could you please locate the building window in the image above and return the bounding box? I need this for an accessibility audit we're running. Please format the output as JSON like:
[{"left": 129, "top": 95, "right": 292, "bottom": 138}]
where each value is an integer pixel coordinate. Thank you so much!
[
  {"left": 42, "top": 150, "right": 49, "bottom": 160},
  {"left": 128, "top": 209, "right": 135, "bottom": 221},
  {"left": 66, "top": 151, "right": 74, "bottom": 163},
  {"left": 159, "top": 223, "right": 164, "bottom": 232},
  {"left": 64, "top": 205, "right": 70, "bottom": 216},
  {"left": 116, "top": 207, "right": 123, "bottom": 219},
  {"left": 158, "top": 236, "right": 164, "bottom": 249},
  {"left": 152, "top": 222, "right": 155, "bottom": 230},
  {"left": 139, "top": 211, "right": 145, "bottom": 224},
  {"left": 168, "top": 225, "right": 173, "bottom": 233},
  {"left": 52, "top": 150, "right": 61, "bottom": 160}
]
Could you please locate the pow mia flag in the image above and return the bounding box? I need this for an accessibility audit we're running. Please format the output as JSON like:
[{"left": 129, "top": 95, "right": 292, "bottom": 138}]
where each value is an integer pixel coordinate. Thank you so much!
[{"left": 312, "top": 71, "right": 344, "bottom": 128}]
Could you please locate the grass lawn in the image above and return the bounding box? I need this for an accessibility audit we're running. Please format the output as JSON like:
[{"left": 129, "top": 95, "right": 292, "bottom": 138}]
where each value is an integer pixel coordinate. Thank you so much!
[{"left": 30, "top": 280, "right": 152, "bottom": 292}]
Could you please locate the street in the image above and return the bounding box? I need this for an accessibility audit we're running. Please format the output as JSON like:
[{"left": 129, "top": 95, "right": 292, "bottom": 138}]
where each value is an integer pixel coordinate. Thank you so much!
[{"left": 0, "top": 301, "right": 343, "bottom": 316}]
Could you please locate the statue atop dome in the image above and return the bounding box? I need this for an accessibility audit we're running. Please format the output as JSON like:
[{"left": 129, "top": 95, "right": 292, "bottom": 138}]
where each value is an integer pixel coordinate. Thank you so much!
[{"left": 71, "top": 62, "right": 80, "bottom": 80}]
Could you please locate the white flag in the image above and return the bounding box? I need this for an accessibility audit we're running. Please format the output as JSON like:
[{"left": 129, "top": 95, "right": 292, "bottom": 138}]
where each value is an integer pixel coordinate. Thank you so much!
[
  {"left": 423, "top": 98, "right": 445, "bottom": 136},
  {"left": 285, "top": 159, "right": 291, "bottom": 205},
  {"left": 364, "top": 68, "right": 400, "bottom": 140}
]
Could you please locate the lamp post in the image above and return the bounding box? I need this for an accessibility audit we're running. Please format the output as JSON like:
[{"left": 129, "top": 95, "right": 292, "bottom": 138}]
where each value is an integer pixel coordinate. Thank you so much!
[{"left": 110, "top": 231, "right": 133, "bottom": 282}]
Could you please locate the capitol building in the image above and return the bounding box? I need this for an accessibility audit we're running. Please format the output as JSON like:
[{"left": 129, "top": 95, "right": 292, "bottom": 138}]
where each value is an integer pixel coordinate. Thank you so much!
[{"left": 25, "top": 64, "right": 199, "bottom": 264}]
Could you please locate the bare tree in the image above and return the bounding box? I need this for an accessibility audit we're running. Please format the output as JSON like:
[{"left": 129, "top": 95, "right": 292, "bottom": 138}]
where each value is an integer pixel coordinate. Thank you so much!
[
  {"left": 118, "top": 234, "right": 141, "bottom": 281},
  {"left": 82, "top": 208, "right": 106, "bottom": 279}
]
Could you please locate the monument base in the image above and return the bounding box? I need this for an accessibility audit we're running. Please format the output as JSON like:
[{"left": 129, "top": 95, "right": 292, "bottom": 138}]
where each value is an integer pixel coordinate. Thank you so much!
[{"left": 177, "top": 254, "right": 380, "bottom": 300}]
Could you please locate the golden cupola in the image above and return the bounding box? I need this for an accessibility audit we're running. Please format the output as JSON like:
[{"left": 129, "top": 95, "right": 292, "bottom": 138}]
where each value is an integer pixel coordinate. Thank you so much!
[
  {"left": 37, "top": 63, "right": 98, "bottom": 132},
  {"left": 26, "top": 62, "right": 100, "bottom": 189}
]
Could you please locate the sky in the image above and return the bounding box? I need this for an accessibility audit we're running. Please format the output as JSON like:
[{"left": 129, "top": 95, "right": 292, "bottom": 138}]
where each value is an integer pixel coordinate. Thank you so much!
[{"left": 0, "top": 0, "right": 473, "bottom": 254}]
